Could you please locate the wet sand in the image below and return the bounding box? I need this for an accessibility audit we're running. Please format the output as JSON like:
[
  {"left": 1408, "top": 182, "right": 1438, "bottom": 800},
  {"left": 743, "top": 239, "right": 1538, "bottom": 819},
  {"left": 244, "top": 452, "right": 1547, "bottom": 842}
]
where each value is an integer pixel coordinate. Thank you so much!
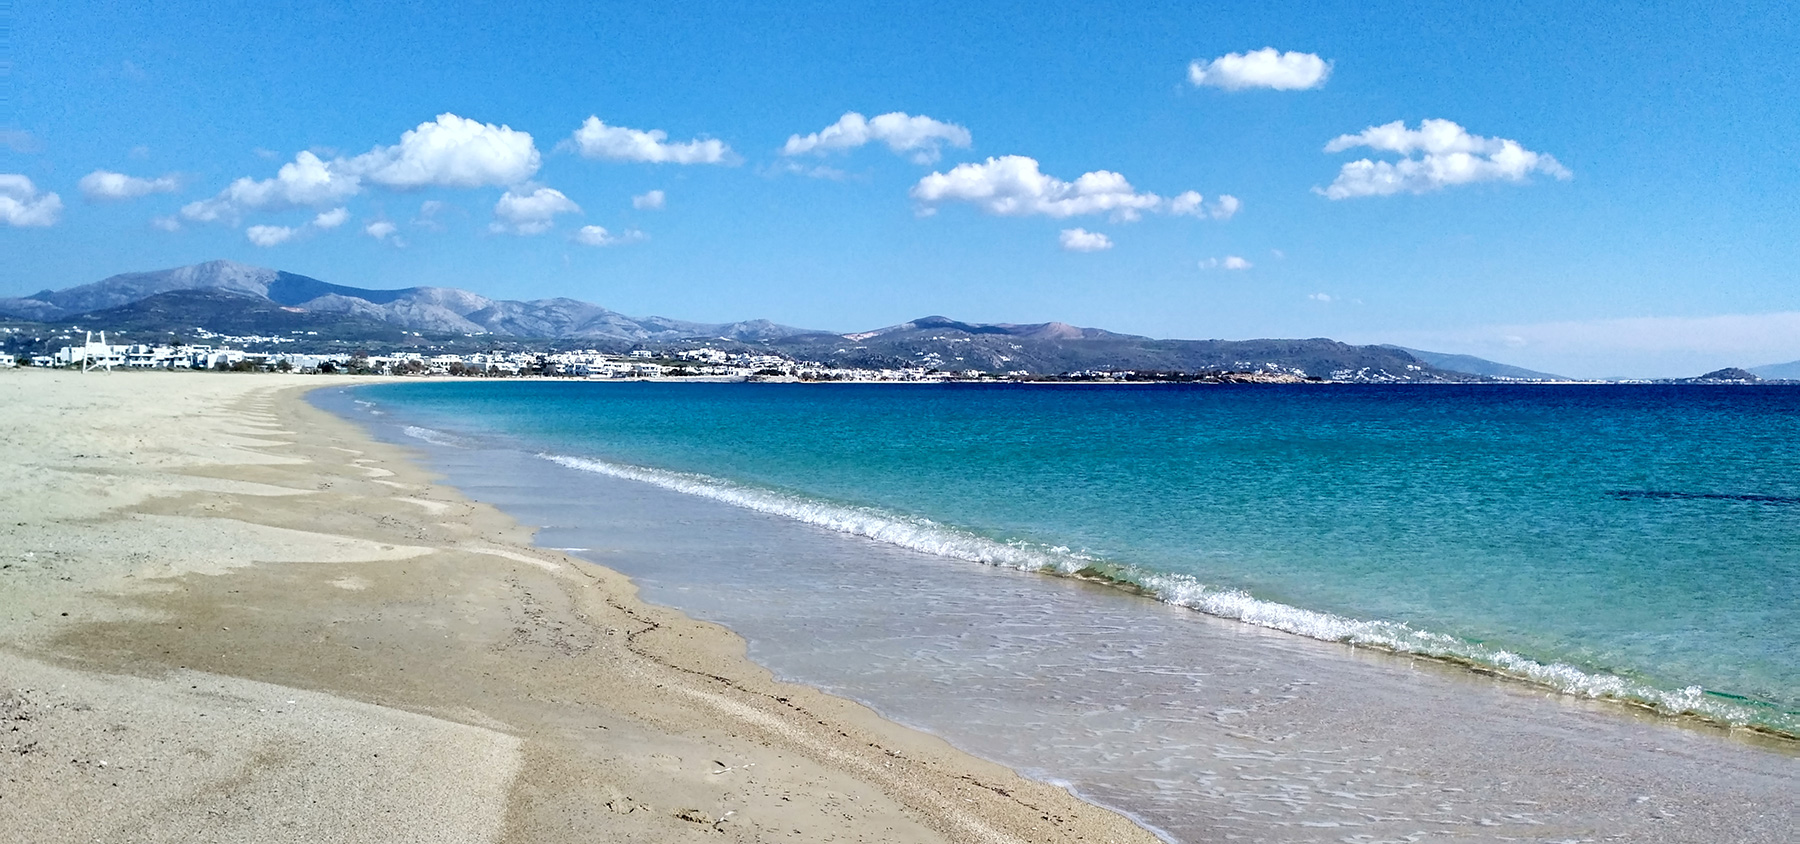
[
  {"left": 334, "top": 379, "right": 1800, "bottom": 843},
  {"left": 0, "top": 368, "right": 1157, "bottom": 844}
]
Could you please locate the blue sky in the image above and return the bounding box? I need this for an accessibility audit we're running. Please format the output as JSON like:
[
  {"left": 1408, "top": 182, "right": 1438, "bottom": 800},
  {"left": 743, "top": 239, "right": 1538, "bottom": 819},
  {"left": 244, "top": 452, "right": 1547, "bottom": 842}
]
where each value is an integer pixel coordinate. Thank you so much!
[{"left": 2, "top": 0, "right": 1797, "bottom": 376}]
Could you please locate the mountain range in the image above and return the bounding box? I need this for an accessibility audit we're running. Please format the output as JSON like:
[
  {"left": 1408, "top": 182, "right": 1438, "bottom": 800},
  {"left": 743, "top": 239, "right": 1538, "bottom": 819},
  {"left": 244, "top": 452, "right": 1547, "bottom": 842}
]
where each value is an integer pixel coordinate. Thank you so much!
[
  {"left": 1, "top": 260, "right": 1572, "bottom": 381},
  {"left": 0, "top": 260, "right": 811, "bottom": 343}
]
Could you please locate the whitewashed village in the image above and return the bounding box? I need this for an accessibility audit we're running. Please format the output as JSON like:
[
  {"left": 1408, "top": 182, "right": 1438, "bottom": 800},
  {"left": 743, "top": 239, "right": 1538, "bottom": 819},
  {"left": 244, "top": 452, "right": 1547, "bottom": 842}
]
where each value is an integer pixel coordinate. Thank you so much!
[{"left": 8, "top": 327, "right": 1049, "bottom": 382}]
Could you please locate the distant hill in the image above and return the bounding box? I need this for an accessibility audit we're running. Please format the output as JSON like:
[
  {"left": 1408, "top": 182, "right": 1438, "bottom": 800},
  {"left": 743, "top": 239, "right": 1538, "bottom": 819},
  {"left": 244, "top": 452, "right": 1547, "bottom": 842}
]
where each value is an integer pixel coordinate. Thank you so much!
[
  {"left": 1666, "top": 367, "right": 1762, "bottom": 384},
  {"left": 1379, "top": 346, "right": 1569, "bottom": 381},
  {"left": 1750, "top": 360, "right": 1800, "bottom": 380},
  {"left": 770, "top": 316, "right": 1466, "bottom": 381},
  {"left": 58, "top": 288, "right": 429, "bottom": 343},
  {"left": 0, "top": 260, "right": 816, "bottom": 343},
  {"left": 3, "top": 261, "right": 1474, "bottom": 380}
]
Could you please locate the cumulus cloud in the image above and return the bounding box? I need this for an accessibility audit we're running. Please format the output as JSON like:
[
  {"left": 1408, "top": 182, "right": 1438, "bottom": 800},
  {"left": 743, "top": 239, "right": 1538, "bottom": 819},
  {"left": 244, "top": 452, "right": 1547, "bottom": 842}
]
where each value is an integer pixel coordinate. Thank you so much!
[
  {"left": 1189, "top": 48, "right": 1331, "bottom": 91},
  {"left": 1319, "top": 119, "right": 1572, "bottom": 199},
  {"left": 1167, "top": 190, "right": 1240, "bottom": 220},
  {"left": 346, "top": 113, "right": 539, "bottom": 189},
  {"left": 1308, "top": 292, "right": 1333, "bottom": 301},
  {"left": 150, "top": 216, "right": 182, "bottom": 232},
  {"left": 0, "top": 175, "right": 64, "bottom": 227},
  {"left": 573, "top": 225, "right": 647, "bottom": 247},
  {"left": 1199, "top": 256, "right": 1252, "bottom": 270},
  {"left": 181, "top": 150, "right": 360, "bottom": 222},
  {"left": 245, "top": 224, "right": 298, "bottom": 247},
  {"left": 491, "top": 187, "right": 580, "bottom": 235},
  {"left": 782, "top": 111, "right": 973, "bottom": 164},
  {"left": 78, "top": 170, "right": 180, "bottom": 201},
  {"left": 241, "top": 204, "right": 354, "bottom": 247},
  {"left": 312, "top": 207, "right": 350, "bottom": 229},
  {"left": 911, "top": 155, "right": 1226, "bottom": 222},
  {"left": 182, "top": 114, "right": 538, "bottom": 223},
  {"left": 1058, "top": 228, "right": 1113, "bottom": 252},
  {"left": 566, "top": 117, "right": 732, "bottom": 164},
  {"left": 632, "top": 189, "right": 666, "bottom": 210},
  {"left": 365, "top": 220, "right": 397, "bottom": 240}
]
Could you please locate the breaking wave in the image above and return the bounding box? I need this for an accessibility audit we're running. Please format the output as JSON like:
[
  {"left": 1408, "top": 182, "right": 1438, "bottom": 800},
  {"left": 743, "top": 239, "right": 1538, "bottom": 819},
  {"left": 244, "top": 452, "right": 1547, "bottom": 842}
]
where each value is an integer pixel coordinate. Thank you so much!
[
  {"left": 401, "top": 425, "right": 467, "bottom": 448},
  {"left": 543, "top": 451, "right": 1795, "bottom": 736}
]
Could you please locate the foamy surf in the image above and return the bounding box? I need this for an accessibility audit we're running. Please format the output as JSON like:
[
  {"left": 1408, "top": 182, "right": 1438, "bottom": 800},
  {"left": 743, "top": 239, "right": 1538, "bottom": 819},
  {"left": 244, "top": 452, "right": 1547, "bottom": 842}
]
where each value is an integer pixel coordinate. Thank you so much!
[
  {"left": 402, "top": 425, "right": 468, "bottom": 448},
  {"left": 541, "top": 450, "right": 1795, "bottom": 736}
]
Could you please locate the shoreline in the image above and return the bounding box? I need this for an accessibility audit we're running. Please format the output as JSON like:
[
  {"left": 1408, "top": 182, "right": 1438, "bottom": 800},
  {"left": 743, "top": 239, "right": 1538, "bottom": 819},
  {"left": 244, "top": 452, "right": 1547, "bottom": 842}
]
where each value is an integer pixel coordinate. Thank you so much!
[
  {"left": 333, "top": 376, "right": 1800, "bottom": 841},
  {"left": 0, "top": 368, "right": 1158, "bottom": 844},
  {"left": 348, "top": 381, "right": 1800, "bottom": 743}
]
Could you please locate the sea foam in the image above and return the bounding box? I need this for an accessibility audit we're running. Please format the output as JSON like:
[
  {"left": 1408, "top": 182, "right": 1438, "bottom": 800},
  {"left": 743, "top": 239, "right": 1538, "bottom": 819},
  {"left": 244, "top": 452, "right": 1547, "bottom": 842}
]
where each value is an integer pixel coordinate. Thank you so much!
[
  {"left": 402, "top": 425, "right": 467, "bottom": 448},
  {"left": 540, "top": 451, "right": 1793, "bottom": 736}
]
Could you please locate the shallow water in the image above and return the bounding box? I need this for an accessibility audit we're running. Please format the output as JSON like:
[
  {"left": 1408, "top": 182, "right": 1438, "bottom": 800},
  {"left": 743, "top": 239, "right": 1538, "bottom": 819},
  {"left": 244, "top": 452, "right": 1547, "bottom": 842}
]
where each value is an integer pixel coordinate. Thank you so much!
[
  {"left": 347, "top": 381, "right": 1800, "bottom": 734},
  {"left": 318, "top": 383, "right": 1799, "bottom": 842}
]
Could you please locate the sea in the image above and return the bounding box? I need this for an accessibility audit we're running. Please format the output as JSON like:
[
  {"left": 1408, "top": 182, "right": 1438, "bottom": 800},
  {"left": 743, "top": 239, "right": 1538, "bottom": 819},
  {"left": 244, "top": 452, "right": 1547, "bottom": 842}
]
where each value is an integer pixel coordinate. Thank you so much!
[{"left": 317, "top": 381, "right": 1800, "bottom": 842}]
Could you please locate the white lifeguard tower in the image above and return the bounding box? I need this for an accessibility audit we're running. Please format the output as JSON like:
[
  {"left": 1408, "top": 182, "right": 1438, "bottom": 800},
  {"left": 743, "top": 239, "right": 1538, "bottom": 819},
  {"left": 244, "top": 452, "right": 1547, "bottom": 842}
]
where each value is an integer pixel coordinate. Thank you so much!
[{"left": 79, "top": 331, "right": 121, "bottom": 372}]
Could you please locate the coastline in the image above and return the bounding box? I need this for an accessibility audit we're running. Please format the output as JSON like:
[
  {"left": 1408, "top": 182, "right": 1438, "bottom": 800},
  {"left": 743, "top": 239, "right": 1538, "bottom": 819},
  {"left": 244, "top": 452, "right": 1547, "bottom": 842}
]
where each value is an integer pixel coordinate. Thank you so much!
[
  {"left": 334, "top": 378, "right": 1800, "bottom": 842},
  {"left": 0, "top": 368, "right": 1158, "bottom": 844}
]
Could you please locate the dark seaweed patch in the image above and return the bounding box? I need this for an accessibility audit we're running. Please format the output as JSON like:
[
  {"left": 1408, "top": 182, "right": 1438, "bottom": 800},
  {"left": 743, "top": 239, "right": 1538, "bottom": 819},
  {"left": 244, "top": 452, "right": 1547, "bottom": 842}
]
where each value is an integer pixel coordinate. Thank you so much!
[{"left": 1607, "top": 490, "right": 1800, "bottom": 505}]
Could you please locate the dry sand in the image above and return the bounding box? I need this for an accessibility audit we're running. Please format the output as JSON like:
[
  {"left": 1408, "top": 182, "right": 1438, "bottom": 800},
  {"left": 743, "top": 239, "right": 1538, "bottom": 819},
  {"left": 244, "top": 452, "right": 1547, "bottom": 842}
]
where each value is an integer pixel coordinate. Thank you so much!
[{"left": 0, "top": 368, "right": 1159, "bottom": 844}]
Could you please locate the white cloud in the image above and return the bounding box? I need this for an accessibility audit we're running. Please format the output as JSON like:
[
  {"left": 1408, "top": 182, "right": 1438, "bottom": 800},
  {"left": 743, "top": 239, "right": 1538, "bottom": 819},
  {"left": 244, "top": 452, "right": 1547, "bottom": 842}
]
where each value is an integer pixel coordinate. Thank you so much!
[
  {"left": 911, "top": 155, "right": 1225, "bottom": 222},
  {"left": 364, "top": 220, "right": 405, "bottom": 246},
  {"left": 1167, "top": 191, "right": 1202, "bottom": 216},
  {"left": 632, "top": 189, "right": 666, "bottom": 210},
  {"left": 181, "top": 114, "right": 538, "bottom": 224},
  {"left": 573, "top": 225, "right": 647, "bottom": 247},
  {"left": 245, "top": 224, "right": 297, "bottom": 247},
  {"left": 1189, "top": 48, "right": 1331, "bottom": 91},
  {"left": 150, "top": 216, "right": 182, "bottom": 232},
  {"left": 782, "top": 111, "right": 973, "bottom": 164},
  {"left": 491, "top": 187, "right": 580, "bottom": 235},
  {"left": 0, "top": 175, "right": 63, "bottom": 227},
  {"left": 1168, "top": 190, "right": 1240, "bottom": 220},
  {"left": 1320, "top": 119, "right": 1572, "bottom": 199},
  {"left": 1058, "top": 228, "right": 1113, "bottom": 252},
  {"left": 1308, "top": 292, "right": 1333, "bottom": 301},
  {"left": 240, "top": 205, "right": 352, "bottom": 247},
  {"left": 312, "top": 207, "right": 350, "bottom": 229},
  {"left": 78, "top": 170, "right": 180, "bottom": 201},
  {"left": 345, "top": 113, "right": 539, "bottom": 189},
  {"left": 181, "top": 150, "right": 361, "bottom": 222},
  {"left": 566, "top": 117, "right": 732, "bottom": 164},
  {"left": 1199, "top": 255, "right": 1252, "bottom": 270}
]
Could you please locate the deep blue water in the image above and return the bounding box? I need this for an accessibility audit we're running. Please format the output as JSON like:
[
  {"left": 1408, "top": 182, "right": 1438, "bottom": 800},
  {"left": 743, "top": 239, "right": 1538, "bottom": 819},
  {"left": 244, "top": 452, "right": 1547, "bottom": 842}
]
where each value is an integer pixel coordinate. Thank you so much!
[{"left": 356, "top": 381, "right": 1800, "bottom": 734}]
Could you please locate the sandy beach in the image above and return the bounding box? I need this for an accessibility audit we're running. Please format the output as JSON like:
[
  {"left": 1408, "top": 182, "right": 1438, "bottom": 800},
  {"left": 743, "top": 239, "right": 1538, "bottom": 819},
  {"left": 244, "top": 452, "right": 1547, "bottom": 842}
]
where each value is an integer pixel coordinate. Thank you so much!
[{"left": 0, "top": 368, "right": 1158, "bottom": 844}]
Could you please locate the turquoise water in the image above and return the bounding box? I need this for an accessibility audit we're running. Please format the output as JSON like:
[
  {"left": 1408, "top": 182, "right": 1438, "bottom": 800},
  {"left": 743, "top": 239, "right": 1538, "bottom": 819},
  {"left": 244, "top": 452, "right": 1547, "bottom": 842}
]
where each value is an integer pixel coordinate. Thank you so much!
[{"left": 359, "top": 381, "right": 1800, "bottom": 734}]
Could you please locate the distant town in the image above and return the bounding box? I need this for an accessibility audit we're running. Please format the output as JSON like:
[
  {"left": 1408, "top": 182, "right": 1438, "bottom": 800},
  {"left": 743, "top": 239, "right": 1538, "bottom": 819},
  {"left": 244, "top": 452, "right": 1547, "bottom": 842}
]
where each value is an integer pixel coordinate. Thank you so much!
[
  {"left": 7, "top": 328, "right": 1325, "bottom": 383},
  {"left": 7, "top": 327, "right": 1777, "bottom": 386}
]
